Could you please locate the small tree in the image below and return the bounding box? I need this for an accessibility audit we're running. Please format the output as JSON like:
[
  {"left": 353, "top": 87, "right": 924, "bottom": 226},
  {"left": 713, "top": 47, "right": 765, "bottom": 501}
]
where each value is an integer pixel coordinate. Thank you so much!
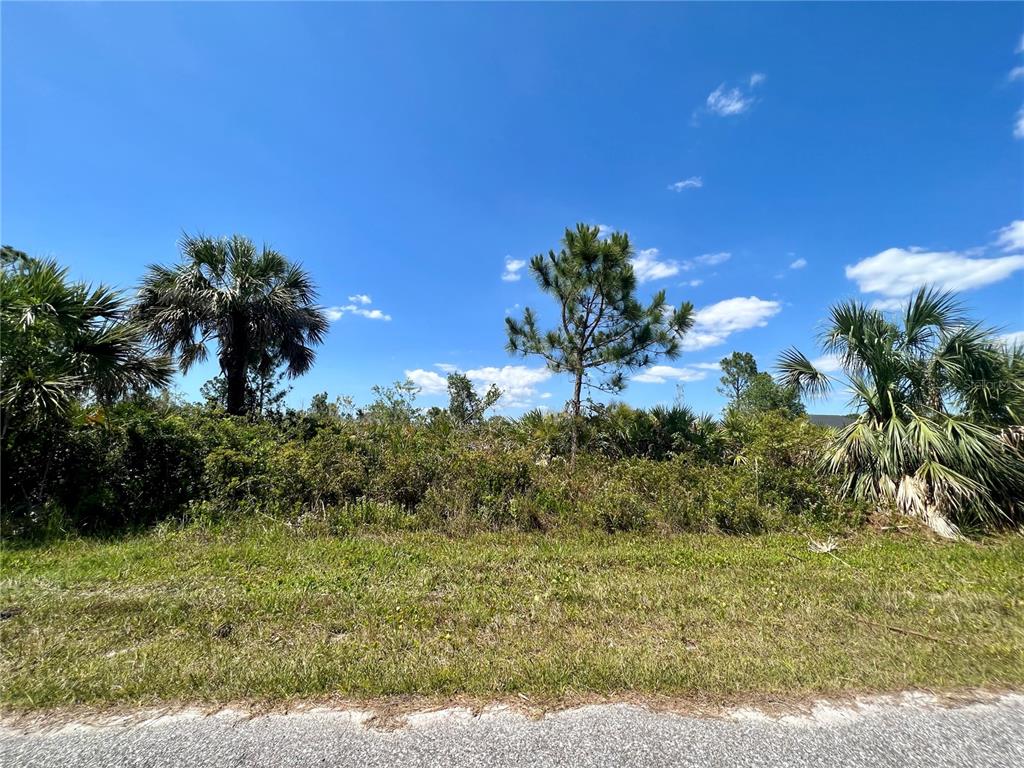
[
  {"left": 446, "top": 372, "right": 501, "bottom": 426},
  {"left": 717, "top": 351, "right": 758, "bottom": 402},
  {"left": 506, "top": 223, "right": 694, "bottom": 457},
  {"left": 733, "top": 372, "right": 805, "bottom": 417},
  {"left": 361, "top": 379, "right": 421, "bottom": 424},
  {"left": 718, "top": 351, "right": 803, "bottom": 417}
]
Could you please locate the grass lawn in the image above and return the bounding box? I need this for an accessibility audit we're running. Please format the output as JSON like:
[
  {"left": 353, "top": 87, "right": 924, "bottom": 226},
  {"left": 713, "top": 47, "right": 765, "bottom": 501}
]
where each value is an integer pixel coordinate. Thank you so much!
[{"left": 1, "top": 527, "right": 1023, "bottom": 711}]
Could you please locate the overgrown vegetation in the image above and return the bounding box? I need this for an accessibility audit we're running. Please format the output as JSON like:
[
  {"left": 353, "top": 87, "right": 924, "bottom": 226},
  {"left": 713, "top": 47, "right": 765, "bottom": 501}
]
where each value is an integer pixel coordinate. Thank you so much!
[
  {"left": 3, "top": 238, "right": 1022, "bottom": 540},
  {"left": 0, "top": 391, "right": 859, "bottom": 538},
  {"left": 3, "top": 234, "right": 1023, "bottom": 711}
]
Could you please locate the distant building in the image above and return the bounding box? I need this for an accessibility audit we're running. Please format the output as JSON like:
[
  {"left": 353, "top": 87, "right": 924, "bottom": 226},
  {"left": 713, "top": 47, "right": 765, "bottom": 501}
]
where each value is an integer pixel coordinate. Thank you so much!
[{"left": 807, "top": 414, "right": 857, "bottom": 429}]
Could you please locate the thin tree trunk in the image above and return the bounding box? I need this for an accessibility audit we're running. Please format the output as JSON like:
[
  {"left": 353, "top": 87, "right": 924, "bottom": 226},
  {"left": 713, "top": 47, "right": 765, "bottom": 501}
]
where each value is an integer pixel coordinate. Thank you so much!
[{"left": 570, "top": 369, "right": 583, "bottom": 463}]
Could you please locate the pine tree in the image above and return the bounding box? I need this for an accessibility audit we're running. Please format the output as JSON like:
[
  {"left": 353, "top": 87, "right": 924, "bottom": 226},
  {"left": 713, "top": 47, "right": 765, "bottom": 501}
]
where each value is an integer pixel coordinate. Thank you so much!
[{"left": 505, "top": 223, "right": 694, "bottom": 458}]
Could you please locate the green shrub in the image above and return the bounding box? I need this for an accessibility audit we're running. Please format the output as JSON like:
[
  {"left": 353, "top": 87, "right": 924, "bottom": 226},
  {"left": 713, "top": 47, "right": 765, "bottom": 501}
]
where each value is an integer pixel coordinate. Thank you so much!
[
  {"left": 418, "top": 445, "right": 537, "bottom": 529},
  {"left": 1, "top": 401, "right": 204, "bottom": 534},
  {"left": 2, "top": 395, "right": 864, "bottom": 538}
]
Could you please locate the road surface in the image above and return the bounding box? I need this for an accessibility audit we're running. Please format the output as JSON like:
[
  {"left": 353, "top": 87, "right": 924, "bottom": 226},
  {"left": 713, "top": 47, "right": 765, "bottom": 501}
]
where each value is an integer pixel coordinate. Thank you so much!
[{"left": 2, "top": 692, "right": 1022, "bottom": 767}]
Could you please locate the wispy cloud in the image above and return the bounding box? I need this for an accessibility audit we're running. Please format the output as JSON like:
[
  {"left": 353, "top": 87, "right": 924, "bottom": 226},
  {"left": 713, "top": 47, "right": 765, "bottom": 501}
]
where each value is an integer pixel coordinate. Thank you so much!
[
  {"left": 695, "top": 251, "right": 731, "bottom": 266},
  {"left": 326, "top": 294, "right": 392, "bottom": 322},
  {"left": 502, "top": 256, "right": 527, "bottom": 282},
  {"left": 706, "top": 85, "right": 752, "bottom": 116},
  {"left": 1016, "top": 108, "right": 1024, "bottom": 140},
  {"left": 632, "top": 247, "right": 680, "bottom": 283},
  {"left": 1010, "top": 66, "right": 1024, "bottom": 82},
  {"left": 681, "top": 296, "right": 781, "bottom": 351},
  {"left": 633, "top": 250, "right": 731, "bottom": 283},
  {"left": 668, "top": 177, "right": 703, "bottom": 192},
  {"left": 811, "top": 354, "right": 843, "bottom": 373},
  {"left": 633, "top": 363, "right": 719, "bottom": 384},
  {"left": 996, "top": 220, "right": 1024, "bottom": 252},
  {"left": 684, "top": 279, "right": 703, "bottom": 287},
  {"left": 789, "top": 257, "right": 807, "bottom": 270},
  {"left": 701, "top": 73, "right": 766, "bottom": 119},
  {"left": 597, "top": 224, "right": 613, "bottom": 240}
]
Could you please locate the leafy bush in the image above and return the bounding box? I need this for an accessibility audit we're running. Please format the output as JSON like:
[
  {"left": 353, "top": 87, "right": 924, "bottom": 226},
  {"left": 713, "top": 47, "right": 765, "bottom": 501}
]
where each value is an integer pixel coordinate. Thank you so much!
[{"left": 1, "top": 401, "right": 203, "bottom": 535}]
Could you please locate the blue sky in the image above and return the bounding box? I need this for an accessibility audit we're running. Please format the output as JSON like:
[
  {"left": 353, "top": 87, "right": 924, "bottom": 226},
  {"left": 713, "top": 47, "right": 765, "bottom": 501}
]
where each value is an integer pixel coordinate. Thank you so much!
[{"left": 4, "top": 2, "right": 1023, "bottom": 415}]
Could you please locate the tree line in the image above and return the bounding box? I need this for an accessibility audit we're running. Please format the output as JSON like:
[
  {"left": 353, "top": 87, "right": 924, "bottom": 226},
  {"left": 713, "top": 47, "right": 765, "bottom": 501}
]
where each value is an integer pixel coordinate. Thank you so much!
[{"left": 2, "top": 223, "right": 1023, "bottom": 538}]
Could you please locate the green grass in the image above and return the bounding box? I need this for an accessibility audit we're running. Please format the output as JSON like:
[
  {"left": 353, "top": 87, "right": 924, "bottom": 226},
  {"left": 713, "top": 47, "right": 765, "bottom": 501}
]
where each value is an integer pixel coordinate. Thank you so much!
[{"left": 2, "top": 527, "right": 1023, "bottom": 710}]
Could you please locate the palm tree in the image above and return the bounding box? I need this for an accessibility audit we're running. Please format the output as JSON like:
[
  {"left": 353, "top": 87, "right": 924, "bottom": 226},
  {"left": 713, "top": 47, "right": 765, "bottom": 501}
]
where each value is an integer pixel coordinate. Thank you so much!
[
  {"left": 778, "top": 287, "right": 1024, "bottom": 538},
  {"left": 134, "top": 234, "right": 328, "bottom": 416},
  {"left": 0, "top": 246, "right": 172, "bottom": 434}
]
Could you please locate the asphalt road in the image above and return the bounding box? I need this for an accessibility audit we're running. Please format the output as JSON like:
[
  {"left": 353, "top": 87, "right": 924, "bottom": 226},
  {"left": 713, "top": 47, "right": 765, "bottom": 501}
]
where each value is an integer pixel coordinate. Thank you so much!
[{"left": 2, "top": 693, "right": 1022, "bottom": 767}]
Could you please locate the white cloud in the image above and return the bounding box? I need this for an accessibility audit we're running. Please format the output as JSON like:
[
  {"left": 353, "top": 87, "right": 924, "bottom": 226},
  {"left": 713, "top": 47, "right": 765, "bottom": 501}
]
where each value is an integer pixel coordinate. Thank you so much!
[
  {"left": 464, "top": 365, "right": 552, "bottom": 408},
  {"left": 326, "top": 304, "right": 392, "bottom": 322},
  {"left": 1016, "top": 108, "right": 1024, "bottom": 140},
  {"left": 789, "top": 257, "right": 807, "bottom": 270},
  {"left": 999, "top": 330, "right": 1024, "bottom": 347},
  {"left": 681, "top": 296, "right": 781, "bottom": 351},
  {"left": 405, "top": 368, "right": 449, "bottom": 395},
  {"left": 406, "top": 364, "right": 553, "bottom": 409},
  {"left": 846, "top": 245, "right": 1024, "bottom": 299},
  {"left": 435, "top": 362, "right": 458, "bottom": 373},
  {"left": 634, "top": 250, "right": 729, "bottom": 281},
  {"left": 348, "top": 294, "right": 372, "bottom": 305},
  {"left": 696, "top": 251, "right": 731, "bottom": 266},
  {"left": 706, "top": 84, "right": 752, "bottom": 116},
  {"left": 597, "top": 224, "right": 613, "bottom": 240},
  {"left": 633, "top": 364, "right": 715, "bottom": 384},
  {"left": 703, "top": 73, "right": 764, "bottom": 118},
  {"left": 502, "top": 256, "right": 527, "bottom": 282},
  {"left": 1010, "top": 66, "right": 1024, "bottom": 82},
  {"left": 632, "top": 247, "right": 680, "bottom": 283},
  {"left": 668, "top": 177, "right": 703, "bottom": 192},
  {"left": 996, "top": 220, "right": 1024, "bottom": 252},
  {"left": 811, "top": 354, "right": 843, "bottom": 373}
]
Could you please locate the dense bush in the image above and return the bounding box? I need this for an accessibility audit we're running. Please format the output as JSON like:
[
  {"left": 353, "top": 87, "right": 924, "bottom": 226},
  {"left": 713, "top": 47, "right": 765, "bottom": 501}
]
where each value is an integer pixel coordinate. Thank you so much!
[
  {"left": 1, "top": 395, "right": 863, "bottom": 538},
  {"left": 2, "top": 400, "right": 204, "bottom": 533}
]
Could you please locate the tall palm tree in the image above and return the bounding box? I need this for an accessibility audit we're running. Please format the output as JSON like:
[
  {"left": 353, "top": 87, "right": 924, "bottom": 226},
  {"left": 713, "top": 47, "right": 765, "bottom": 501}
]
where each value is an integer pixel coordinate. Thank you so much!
[
  {"left": 778, "top": 288, "right": 1024, "bottom": 538},
  {"left": 134, "top": 234, "right": 329, "bottom": 416},
  {"left": 0, "top": 246, "right": 172, "bottom": 434}
]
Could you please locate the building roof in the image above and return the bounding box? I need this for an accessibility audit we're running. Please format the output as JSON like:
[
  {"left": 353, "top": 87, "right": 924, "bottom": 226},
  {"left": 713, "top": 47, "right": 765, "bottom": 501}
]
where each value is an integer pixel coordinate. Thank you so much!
[{"left": 807, "top": 414, "right": 857, "bottom": 429}]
